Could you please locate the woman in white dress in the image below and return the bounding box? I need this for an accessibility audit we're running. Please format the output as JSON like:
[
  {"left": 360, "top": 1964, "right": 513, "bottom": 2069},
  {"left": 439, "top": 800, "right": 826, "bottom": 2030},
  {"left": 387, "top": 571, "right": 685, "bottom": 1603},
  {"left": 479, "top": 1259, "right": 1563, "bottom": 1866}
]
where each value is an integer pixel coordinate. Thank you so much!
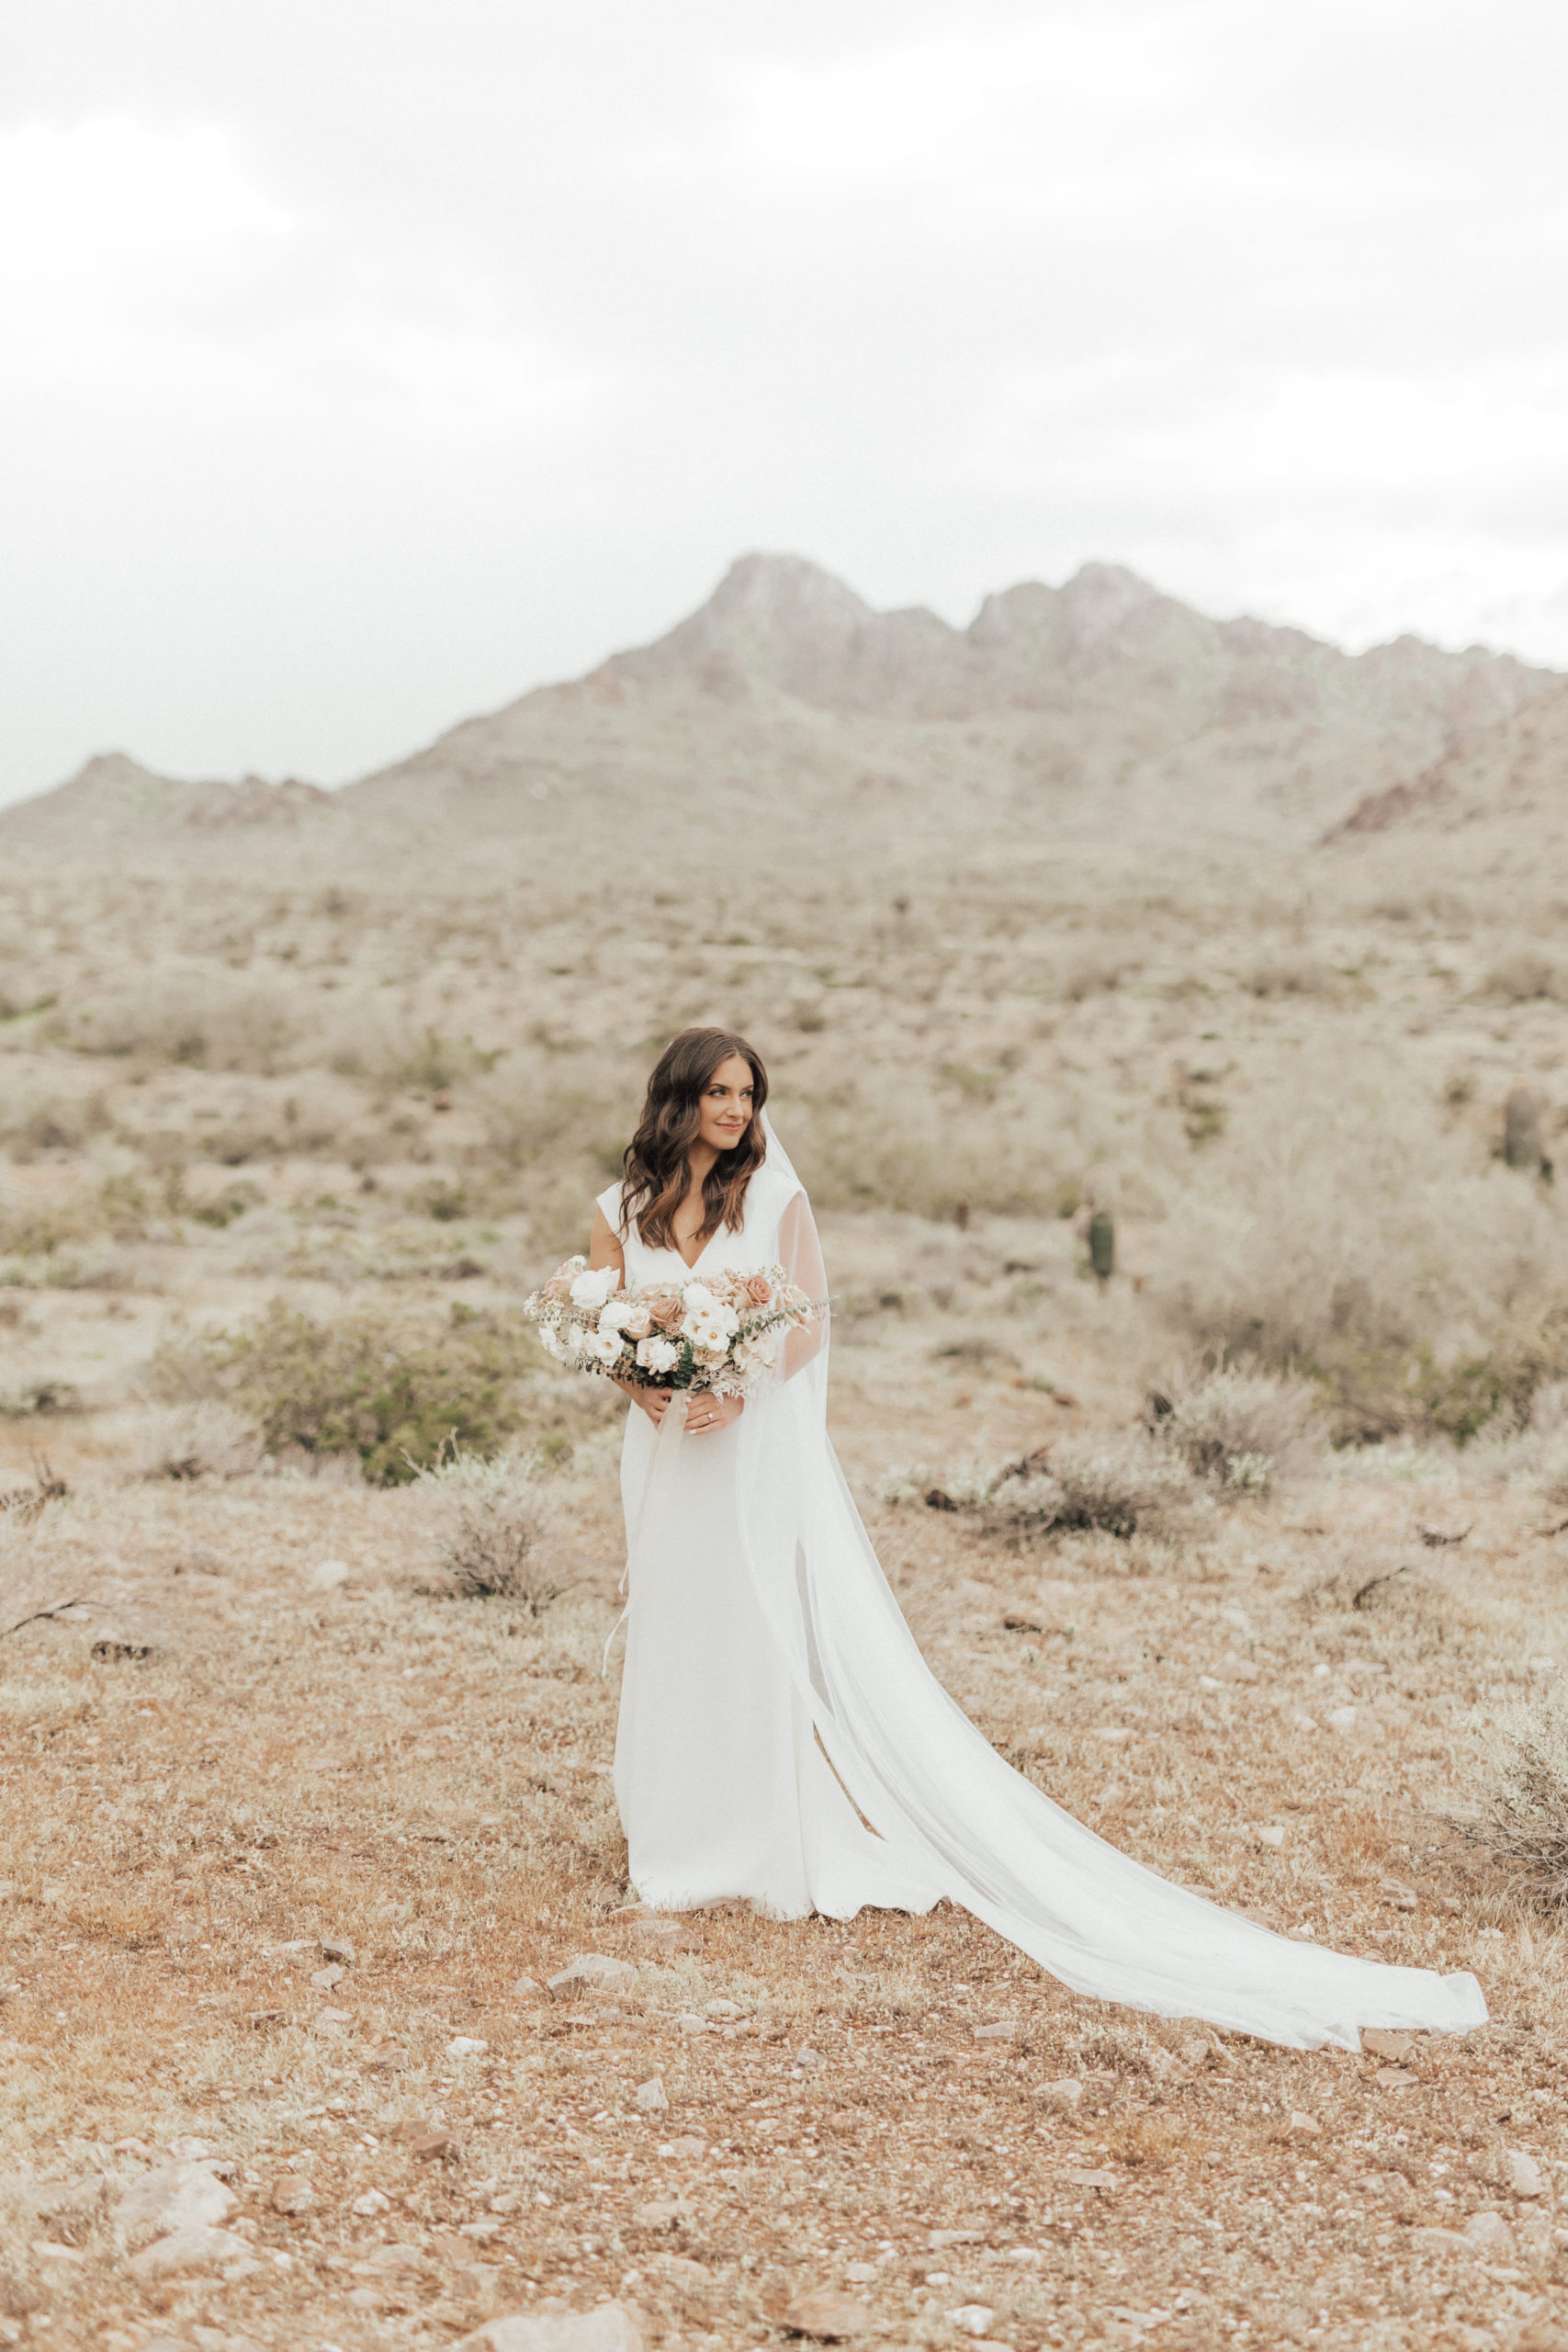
[{"left": 588, "top": 1027, "right": 1487, "bottom": 2053}]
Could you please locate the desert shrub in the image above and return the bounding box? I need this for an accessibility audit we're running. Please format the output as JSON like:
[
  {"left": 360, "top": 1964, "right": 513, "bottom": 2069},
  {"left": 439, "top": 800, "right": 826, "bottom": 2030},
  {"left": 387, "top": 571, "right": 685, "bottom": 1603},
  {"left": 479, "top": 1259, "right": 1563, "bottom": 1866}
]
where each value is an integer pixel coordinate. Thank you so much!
[
  {"left": 1150, "top": 1362, "right": 1327, "bottom": 1490},
  {"left": 3, "top": 1091, "right": 110, "bottom": 1158},
  {"left": 1156, "top": 1049, "right": 1568, "bottom": 1439},
  {"left": 1244, "top": 960, "right": 1339, "bottom": 1000},
  {"left": 415, "top": 1450, "right": 564, "bottom": 1606},
  {"left": 128, "top": 1401, "right": 263, "bottom": 1482},
  {"left": 57, "top": 973, "right": 306, "bottom": 1072},
  {"left": 788, "top": 1053, "right": 1168, "bottom": 1223},
  {"left": 1450, "top": 1694, "right": 1568, "bottom": 1909},
  {"left": 190, "top": 1181, "right": 265, "bottom": 1228},
  {"left": 151, "top": 1301, "right": 536, "bottom": 1484},
  {"left": 1461, "top": 1382, "right": 1568, "bottom": 1503},
  {"left": 1483, "top": 953, "right": 1568, "bottom": 1004},
  {"left": 878, "top": 1432, "right": 1192, "bottom": 1538},
  {"left": 0, "top": 1376, "right": 83, "bottom": 1418}
]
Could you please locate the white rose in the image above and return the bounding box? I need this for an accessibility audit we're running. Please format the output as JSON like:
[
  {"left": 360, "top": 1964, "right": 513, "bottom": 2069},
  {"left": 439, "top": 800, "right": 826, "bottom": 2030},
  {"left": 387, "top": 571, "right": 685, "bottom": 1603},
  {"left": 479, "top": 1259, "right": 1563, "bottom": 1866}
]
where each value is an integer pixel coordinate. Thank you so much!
[
  {"left": 570, "top": 1267, "right": 619, "bottom": 1309},
  {"left": 636, "top": 1334, "right": 681, "bottom": 1374},
  {"left": 739, "top": 1329, "right": 778, "bottom": 1368},
  {"left": 681, "top": 1281, "right": 719, "bottom": 1314},
  {"left": 599, "top": 1298, "right": 637, "bottom": 1334},
  {"left": 583, "top": 1329, "right": 625, "bottom": 1369}
]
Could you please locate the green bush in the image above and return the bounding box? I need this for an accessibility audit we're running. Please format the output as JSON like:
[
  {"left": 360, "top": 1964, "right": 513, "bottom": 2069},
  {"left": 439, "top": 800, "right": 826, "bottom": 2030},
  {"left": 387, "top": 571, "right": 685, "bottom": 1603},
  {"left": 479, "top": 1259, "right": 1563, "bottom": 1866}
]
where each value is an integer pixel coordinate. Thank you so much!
[{"left": 154, "top": 1301, "right": 538, "bottom": 1484}]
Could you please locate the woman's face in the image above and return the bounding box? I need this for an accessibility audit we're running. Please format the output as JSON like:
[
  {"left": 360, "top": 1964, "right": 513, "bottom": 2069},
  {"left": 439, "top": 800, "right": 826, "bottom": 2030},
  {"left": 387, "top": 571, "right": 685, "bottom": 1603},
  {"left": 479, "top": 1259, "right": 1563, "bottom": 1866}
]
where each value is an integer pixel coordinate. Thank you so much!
[{"left": 695, "top": 1053, "right": 755, "bottom": 1157}]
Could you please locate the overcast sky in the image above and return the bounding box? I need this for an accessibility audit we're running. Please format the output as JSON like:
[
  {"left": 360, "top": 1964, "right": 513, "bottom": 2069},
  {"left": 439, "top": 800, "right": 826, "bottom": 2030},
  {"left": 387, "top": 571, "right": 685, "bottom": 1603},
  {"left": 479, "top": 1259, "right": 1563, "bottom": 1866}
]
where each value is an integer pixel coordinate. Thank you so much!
[{"left": 4, "top": 0, "right": 1567, "bottom": 804}]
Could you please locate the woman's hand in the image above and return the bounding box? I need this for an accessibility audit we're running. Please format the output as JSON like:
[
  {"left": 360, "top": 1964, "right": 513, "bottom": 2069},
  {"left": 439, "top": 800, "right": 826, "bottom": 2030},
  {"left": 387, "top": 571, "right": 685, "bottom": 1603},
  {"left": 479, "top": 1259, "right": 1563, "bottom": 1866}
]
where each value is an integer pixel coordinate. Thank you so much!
[
  {"left": 622, "top": 1383, "right": 674, "bottom": 1425},
  {"left": 685, "top": 1393, "right": 745, "bottom": 1437}
]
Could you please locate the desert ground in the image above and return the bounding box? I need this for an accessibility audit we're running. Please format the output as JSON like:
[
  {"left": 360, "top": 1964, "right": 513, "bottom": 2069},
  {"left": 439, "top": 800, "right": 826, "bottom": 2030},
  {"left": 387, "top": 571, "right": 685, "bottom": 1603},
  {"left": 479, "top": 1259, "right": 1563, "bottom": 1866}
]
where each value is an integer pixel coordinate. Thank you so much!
[{"left": 1, "top": 809, "right": 1567, "bottom": 2352}]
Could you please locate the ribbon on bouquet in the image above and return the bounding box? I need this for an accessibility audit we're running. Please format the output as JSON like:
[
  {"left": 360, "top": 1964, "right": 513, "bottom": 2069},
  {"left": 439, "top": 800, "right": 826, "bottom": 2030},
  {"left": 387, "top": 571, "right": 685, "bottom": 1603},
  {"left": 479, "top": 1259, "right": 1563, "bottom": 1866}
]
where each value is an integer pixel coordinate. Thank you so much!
[{"left": 601, "top": 1387, "right": 690, "bottom": 1677}]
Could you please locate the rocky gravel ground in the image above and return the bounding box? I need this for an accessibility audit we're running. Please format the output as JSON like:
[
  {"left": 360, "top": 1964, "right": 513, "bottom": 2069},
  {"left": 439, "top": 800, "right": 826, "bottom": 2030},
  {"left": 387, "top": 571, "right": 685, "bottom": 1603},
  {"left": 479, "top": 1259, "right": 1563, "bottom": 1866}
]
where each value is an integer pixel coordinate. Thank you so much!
[{"left": 0, "top": 1404, "right": 1565, "bottom": 2352}]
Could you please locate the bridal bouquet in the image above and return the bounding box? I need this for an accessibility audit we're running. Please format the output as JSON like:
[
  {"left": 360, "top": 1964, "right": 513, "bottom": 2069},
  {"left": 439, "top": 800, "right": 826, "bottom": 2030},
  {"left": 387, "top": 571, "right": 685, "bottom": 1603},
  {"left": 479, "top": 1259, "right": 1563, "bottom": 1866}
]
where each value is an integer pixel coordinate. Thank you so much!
[{"left": 524, "top": 1259, "right": 822, "bottom": 1397}]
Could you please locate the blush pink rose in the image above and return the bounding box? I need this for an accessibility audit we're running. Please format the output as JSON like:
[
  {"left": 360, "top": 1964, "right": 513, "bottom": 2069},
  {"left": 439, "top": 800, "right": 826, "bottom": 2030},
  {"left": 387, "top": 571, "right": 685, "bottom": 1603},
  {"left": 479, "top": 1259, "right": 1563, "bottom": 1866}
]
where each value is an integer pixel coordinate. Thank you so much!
[{"left": 743, "top": 1273, "right": 774, "bottom": 1306}]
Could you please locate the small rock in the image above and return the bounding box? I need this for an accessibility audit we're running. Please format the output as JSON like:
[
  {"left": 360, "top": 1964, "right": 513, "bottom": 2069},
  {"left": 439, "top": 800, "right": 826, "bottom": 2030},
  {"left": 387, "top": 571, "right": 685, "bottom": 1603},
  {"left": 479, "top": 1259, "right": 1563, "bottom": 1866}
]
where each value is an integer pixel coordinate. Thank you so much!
[
  {"left": 952, "top": 2307, "right": 996, "bottom": 2340},
  {"left": 464, "top": 2309, "right": 645, "bottom": 2352},
  {"left": 321, "top": 1935, "right": 356, "bottom": 1963},
  {"left": 972, "top": 2020, "right": 1017, "bottom": 2041},
  {"left": 365, "top": 2041, "right": 411, "bottom": 2072},
  {"left": 843, "top": 2262, "right": 877, "bottom": 2283},
  {"left": 310, "top": 1963, "right": 344, "bottom": 1991},
  {"left": 636, "top": 2196, "right": 694, "bottom": 2232},
  {"left": 928, "top": 2228, "right": 982, "bottom": 2247},
  {"left": 705, "top": 1997, "right": 741, "bottom": 2018},
  {"left": 1506, "top": 2148, "right": 1546, "bottom": 2199},
  {"left": 460, "top": 2217, "right": 502, "bottom": 2240},
  {"left": 309, "top": 1558, "right": 351, "bottom": 1591},
  {"left": 356, "top": 2241, "right": 428, "bottom": 2274},
  {"left": 547, "top": 1952, "right": 637, "bottom": 1999},
  {"left": 351, "top": 2189, "right": 391, "bottom": 2216},
  {"left": 92, "top": 1617, "right": 167, "bottom": 1661},
  {"left": 1254, "top": 1825, "right": 1289, "bottom": 1849},
  {"left": 1095, "top": 1726, "right": 1133, "bottom": 1745},
  {"left": 629, "top": 1916, "right": 696, "bottom": 1951},
  {"left": 30, "top": 2243, "right": 83, "bottom": 2264},
  {"left": 1409, "top": 2225, "right": 1473, "bottom": 2257},
  {"left": 1067, "top": 2168, "right": 1119, "bottom": 2190},
  {"left": 1464, "top": 2210, "right": 1517, "bottom": 2256},
  {"left": 1041, "top": 2077, "right": 1083, "bottom": 2109},
  {"left": 166, "top": 2135, "right": 215, "bottom": 2160},
  {"left": 676, "top": 2012, "right": 708, "bottom": 2035},
  {"left": 1327, "top": 1706, "right": 1358, "bottom": 1733},
  {"left": 118, "top": 2159, "right": 236, "bottom": 2247},
  {"left": 129, "top": 2224, "right": 254, "bottom": 2278},
  {"left": 1286, "top": 2110, "right": 1322, "bottom": 2138},
  {"left": 448, "top": 2035, "right": 491, "bottom": 2057},
  {"left": 670, "top": 2135, "right": 705, "bottom": 2158},
  {"left": 634, "top": 2077, "right": 669, "bottom": 2112},
  {"left": 1214, "top": 1654, "right": 1259, "bottom": 1684},
  {"left": 511, "top": 1975, "right": 546, "bottom": 1999},
  {"left": 313, "top": 2007, "right": 352, "bottom": 2036},
  {"left": 413, "top": 2130, "right": 456, "bottom": 2162},
  {"left": 21, "top": 2174, "right": 115, "bottom": 2223},
  {"left": 246, "top": 2008, "right": 287, "bottom": 2030},
  {"left": 346, "top": 2288, "right": 385, "bottom": 2311},
  {"left": 1362, "top": 2030, "right": 1415, "bottom": 2062},
  {"left": 271, "top": 2177, "right": 313, "bottom": 2214},
  {"left": 452, "top": 2305, "right": 644, "bottom": 2352},
  {"left": 1376, "top": 2064, "right": 1417, "bottom": 2089},
  {"left": 795, "top": 2046, "right": 825, "bottom": 2069},
  {"left": 1378, "top": 1878, "right": 1420, "bottom": 1909},
  {"left": 781, "top": 2287, "right": 874, "bottom": 2340}
]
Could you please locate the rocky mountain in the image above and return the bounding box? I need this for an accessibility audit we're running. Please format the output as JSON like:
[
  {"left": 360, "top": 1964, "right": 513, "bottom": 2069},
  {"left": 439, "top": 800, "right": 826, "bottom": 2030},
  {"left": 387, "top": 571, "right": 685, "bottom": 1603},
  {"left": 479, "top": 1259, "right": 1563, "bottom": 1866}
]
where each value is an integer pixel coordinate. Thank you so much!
[
  {"left": 0, "top": 752, "right": 337, "bottom": 854},
  {"left": 5, "top": 555, "right": 1559, "bottom": 865}
]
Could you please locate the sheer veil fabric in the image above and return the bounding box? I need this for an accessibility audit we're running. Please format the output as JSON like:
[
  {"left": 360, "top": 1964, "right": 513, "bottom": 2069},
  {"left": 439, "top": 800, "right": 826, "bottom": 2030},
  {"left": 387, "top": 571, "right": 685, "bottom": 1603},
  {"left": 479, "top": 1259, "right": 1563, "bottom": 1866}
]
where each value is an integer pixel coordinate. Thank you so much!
[{"left": 603, "top": 1117, "right": 1487, "bottom": 2054}]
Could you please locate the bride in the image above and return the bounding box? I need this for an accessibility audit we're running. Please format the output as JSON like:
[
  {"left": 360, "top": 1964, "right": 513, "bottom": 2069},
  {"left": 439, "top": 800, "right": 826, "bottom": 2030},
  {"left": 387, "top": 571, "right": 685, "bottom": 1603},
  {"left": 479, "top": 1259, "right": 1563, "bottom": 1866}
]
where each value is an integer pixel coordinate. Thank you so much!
[{"left": 587, "top": 1026, "right": 1486, "bottom": 2053}]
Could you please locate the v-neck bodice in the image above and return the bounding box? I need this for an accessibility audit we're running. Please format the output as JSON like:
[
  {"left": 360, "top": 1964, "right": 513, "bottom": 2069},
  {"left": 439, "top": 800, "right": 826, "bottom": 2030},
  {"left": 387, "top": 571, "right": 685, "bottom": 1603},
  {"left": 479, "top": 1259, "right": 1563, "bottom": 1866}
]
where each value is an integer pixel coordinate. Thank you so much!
[{"left": 597, "top": 1164, "right": 795, "bottom": 1286}]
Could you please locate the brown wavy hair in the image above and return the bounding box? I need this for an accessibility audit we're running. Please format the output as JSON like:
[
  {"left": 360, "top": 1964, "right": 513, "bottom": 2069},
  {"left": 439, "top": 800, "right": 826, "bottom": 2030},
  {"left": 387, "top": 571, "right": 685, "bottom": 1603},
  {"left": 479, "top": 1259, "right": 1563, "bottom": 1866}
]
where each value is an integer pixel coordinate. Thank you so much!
[{"left": 621, "top": 1028, "right": 769, "bottom": 1250}]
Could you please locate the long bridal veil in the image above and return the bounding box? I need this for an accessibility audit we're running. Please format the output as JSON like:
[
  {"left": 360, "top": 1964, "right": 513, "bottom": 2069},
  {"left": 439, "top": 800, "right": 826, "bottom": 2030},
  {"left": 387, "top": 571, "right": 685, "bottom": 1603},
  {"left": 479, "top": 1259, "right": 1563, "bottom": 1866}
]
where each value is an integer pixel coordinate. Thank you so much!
[{"left": 733, "top": 1116, "right": 1485, "bottom": 2053}]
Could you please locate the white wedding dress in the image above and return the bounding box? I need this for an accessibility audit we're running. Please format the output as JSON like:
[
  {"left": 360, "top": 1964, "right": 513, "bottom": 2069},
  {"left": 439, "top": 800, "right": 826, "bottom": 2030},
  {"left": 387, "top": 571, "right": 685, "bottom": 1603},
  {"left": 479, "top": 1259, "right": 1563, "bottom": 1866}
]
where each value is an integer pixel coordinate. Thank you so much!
[{"left": 598, "top": 1135, "right": 1487, "bottom": 2052}]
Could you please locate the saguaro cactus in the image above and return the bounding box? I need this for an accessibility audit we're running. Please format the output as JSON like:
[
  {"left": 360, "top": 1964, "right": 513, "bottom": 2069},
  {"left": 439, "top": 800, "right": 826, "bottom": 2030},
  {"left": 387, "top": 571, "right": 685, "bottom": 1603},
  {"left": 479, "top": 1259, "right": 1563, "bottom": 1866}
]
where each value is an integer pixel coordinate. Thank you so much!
[
  {"left": 1505, "top": 1086, "right": 1544, "bottom": 1173},
  {"left": 1089, "top": 1207, "right": 1115, "bottom": 1284}
]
